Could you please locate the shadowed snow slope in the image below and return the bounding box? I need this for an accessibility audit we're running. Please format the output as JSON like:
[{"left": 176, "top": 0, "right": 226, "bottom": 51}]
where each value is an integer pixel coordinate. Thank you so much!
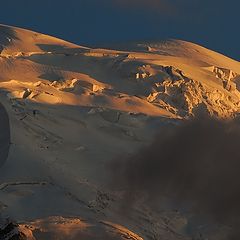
[{"left": 0, "top": 24, "right": 239, "bottom": 240}]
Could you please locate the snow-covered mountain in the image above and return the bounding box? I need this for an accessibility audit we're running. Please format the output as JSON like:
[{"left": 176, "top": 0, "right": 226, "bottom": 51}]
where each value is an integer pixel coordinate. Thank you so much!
[{"left": 0, "top": 24, "right": 239, "bottom": 239}]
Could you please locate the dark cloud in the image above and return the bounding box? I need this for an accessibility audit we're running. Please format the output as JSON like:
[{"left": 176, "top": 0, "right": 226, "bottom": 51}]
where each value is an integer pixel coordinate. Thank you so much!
[{"left": 108, "top": 116, "right": 240, "bottom": 239}]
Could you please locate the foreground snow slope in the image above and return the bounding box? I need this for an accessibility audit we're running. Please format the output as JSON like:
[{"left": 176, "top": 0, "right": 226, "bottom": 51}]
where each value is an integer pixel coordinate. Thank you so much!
[{"left": 0, "top": 24, "right": 239, "bottom": 239}]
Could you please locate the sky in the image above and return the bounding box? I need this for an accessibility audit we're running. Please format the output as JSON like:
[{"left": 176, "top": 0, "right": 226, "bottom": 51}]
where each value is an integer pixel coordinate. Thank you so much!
[{"left": 0, "top": 0, "right": 239, "bottom": 60}]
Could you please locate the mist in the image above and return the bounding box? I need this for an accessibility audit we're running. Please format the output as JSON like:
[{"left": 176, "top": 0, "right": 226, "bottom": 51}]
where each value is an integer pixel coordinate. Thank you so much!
[{"left": 109, "top": 116, "right": 240, "bottom": 239}]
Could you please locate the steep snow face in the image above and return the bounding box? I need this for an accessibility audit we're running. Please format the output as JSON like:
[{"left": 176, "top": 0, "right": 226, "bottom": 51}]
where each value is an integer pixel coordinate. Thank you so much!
[
  {"left": 0, "top": 24, "right": 88, "bottom": 55},
  {"left": 0, "top": 24, "right": 240, "bottom": 240}
]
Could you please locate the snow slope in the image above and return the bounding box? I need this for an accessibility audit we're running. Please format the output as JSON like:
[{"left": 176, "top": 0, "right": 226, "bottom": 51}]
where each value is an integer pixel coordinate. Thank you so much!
[{"left": 0, "top": 24, "right": 239, "bottom": 239}]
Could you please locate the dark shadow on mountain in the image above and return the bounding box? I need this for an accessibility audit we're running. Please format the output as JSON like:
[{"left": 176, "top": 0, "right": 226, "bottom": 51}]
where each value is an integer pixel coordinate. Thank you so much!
[
  {"left": 4, "top": 95, "right": 240, "bottom": 238},
  {"left": 88, "top": 39, "right": 175, "bottom": 56},
  {"left": 37, "top": 44, "right": 70, "bottom": 52},
  {"left": 0, "top": 25, "right": 19, "bottom": 53},
  {"left": 0, "top": 98, "right": 170, "bottom": 226},
  {"left": 0, "top": 102, "right": 10, "bottom": 167},
  {"left": 36, "top": 44, "right": 88, "bottom": 54},
  {"left": 38, "top": 72, "right": 64, "bottom": 82}
]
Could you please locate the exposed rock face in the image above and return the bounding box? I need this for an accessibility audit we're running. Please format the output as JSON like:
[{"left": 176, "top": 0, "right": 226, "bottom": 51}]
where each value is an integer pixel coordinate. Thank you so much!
[
  {"left": 0, "top": 218, "right": 27, "bottom": 240},
  {"left": 7, "top": 89, "right": 32, "bottom": 100}
]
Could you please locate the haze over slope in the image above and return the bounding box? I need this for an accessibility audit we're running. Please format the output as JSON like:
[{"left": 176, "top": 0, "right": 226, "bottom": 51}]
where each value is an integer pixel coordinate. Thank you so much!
[{"left": 0, "top": 24, "right": 239, "bottom": 239}]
